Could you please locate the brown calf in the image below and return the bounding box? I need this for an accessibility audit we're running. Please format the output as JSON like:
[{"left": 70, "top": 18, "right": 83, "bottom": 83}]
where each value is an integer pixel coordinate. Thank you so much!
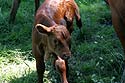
[
  {"left": 32, "top": 0, "right": 82, "bottom": 83},
  {"left": 106, "top": 0, "right": 125, "bottom": 82}
]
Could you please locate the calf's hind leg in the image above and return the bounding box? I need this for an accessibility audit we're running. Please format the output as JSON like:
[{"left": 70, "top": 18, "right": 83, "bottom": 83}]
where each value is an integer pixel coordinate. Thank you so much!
[
  {"left": 35, "top": 0, "right": 40, "bottom": 12},
  {"left": 9, "top": 0, "right": 21, "bottom": 23}
]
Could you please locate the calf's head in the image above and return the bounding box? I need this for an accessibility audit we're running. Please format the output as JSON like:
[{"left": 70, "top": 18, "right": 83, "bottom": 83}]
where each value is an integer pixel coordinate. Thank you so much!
[{"left": 35, "top": 24, "right": 71, "bottom": 59}]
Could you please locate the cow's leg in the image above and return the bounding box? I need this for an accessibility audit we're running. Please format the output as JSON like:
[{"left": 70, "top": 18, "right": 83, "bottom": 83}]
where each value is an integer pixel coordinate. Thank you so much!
[
  {"left": 35, "top": 0, "right": 40, "bottom": 12},
  {"left": 36, "top": 57, "right": 45, "bottom": 83},
  {"left": 9, "top": 0, "right": 21, "bottom": 23},
  {"left": 65, "top": 60, "right": 69, "bottom": 81},
  {"left": 55, "top": 56, "right": 68, "bottom": 83},
  {"left": 76, "top": 18, "right": 82, "bottom": 29},
  {"left": 64, "top": 19, "right": 73, "bottom": 34},
  {"left": 111, "top": 9, "right": 125, "bottom": 83},
  {"left": 113, "top": 23, "right": 125, "bottom": 83},
  {"left": 73, "top": 1, "right": 82, "bottom": 29},
  {"left": 33, "top": 46, "right": 45, "bottom": 83}
]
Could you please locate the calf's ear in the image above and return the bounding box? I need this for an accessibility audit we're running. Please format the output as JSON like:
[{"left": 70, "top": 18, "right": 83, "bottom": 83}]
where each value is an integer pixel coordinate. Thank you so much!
[{"left": 35, "top": 24, "right": 53, "bottom": 32}]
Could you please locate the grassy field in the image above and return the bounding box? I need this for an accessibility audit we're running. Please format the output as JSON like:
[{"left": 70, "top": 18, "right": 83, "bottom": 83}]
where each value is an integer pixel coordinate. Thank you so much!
[{"left": 0, "top": 0, "right": 124, "bottom": 83}]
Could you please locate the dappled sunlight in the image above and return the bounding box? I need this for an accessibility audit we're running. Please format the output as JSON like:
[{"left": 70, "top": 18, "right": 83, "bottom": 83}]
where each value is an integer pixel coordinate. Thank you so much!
[
  {"left": 0, "top": 56, "right": 36, "bottom": 83},
  {"left": 0, "top": 0, "right": 124, "bottom": 82},
  {"left": 0, "top": 56, "right": 53, "bottom": 83}
]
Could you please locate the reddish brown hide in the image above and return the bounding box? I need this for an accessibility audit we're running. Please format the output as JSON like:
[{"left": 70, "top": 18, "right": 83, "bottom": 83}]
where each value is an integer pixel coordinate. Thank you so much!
[
  {"left": 9, "top": 0, "right": 82, "bottom": 33},
  {"left": 106, "top": 0, "right": 125, "bottom": 82},
  {"left": 32, "top": 0, "right": 83, "bottom": 82},
  {"left": 35, "top": 0, "right": 82, "bottom": 34},
  {"left": 9, "top": 0, "right": 40, "bottom": 23}
]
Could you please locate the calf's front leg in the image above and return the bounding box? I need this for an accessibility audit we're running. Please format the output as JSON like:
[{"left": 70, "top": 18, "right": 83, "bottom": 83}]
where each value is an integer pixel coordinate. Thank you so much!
[
  {"left": 33, "top": 46, "right": 45, "bottom": 83},
  {"left": 36, "top": 57, "right": 45, "bottom": 83},
  {"left": 55, "top": 56, "right": 68, "bottom": 83}
]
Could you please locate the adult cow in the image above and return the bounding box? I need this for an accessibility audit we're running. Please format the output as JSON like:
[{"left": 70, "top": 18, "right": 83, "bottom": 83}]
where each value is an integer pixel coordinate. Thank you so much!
[
  {"left": 105, "top": 0, "right": 125, "bottom": 82},
  {"left": 9, "top": 0, "right": 40, "bottom": 23},
  {"left": 32, "top": 0, "right": 82, "bottom": 83}
]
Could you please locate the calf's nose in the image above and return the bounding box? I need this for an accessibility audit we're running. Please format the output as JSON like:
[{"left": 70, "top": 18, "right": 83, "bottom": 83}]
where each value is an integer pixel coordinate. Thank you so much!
[{"left": 62, "top": 52, "right": 71, "bottom": 60}]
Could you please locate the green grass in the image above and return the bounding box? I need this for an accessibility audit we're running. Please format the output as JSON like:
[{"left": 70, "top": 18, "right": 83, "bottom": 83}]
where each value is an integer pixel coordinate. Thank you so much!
[{"left": 0, "top": 0, "right": 124, "bottom": 83}]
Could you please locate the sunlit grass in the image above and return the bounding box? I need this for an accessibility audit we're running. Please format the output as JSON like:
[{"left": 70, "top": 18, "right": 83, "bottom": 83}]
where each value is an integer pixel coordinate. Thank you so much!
[
  {"left": 0, "top": 49, "right": 53, "bottom": 83},
  {"left": 0, "top": 49, "right": 35, "bottom": 83}
]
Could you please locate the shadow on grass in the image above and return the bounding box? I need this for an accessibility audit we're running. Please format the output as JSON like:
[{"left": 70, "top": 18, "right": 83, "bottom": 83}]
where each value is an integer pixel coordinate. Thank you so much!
[{"left": 9, "top": 71, "right": 38, "bottom": 83}]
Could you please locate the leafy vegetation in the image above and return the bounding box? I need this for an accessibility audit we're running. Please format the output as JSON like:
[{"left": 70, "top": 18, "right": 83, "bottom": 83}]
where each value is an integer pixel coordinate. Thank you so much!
[{"left": 0, "top": 0, "right": 124, "bottom": 83}]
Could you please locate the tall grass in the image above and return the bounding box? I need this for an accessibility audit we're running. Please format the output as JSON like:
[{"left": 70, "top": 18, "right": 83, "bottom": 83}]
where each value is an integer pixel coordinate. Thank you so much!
[{"left": 0, "top": 0, "right": 124, "bottom": 83}]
